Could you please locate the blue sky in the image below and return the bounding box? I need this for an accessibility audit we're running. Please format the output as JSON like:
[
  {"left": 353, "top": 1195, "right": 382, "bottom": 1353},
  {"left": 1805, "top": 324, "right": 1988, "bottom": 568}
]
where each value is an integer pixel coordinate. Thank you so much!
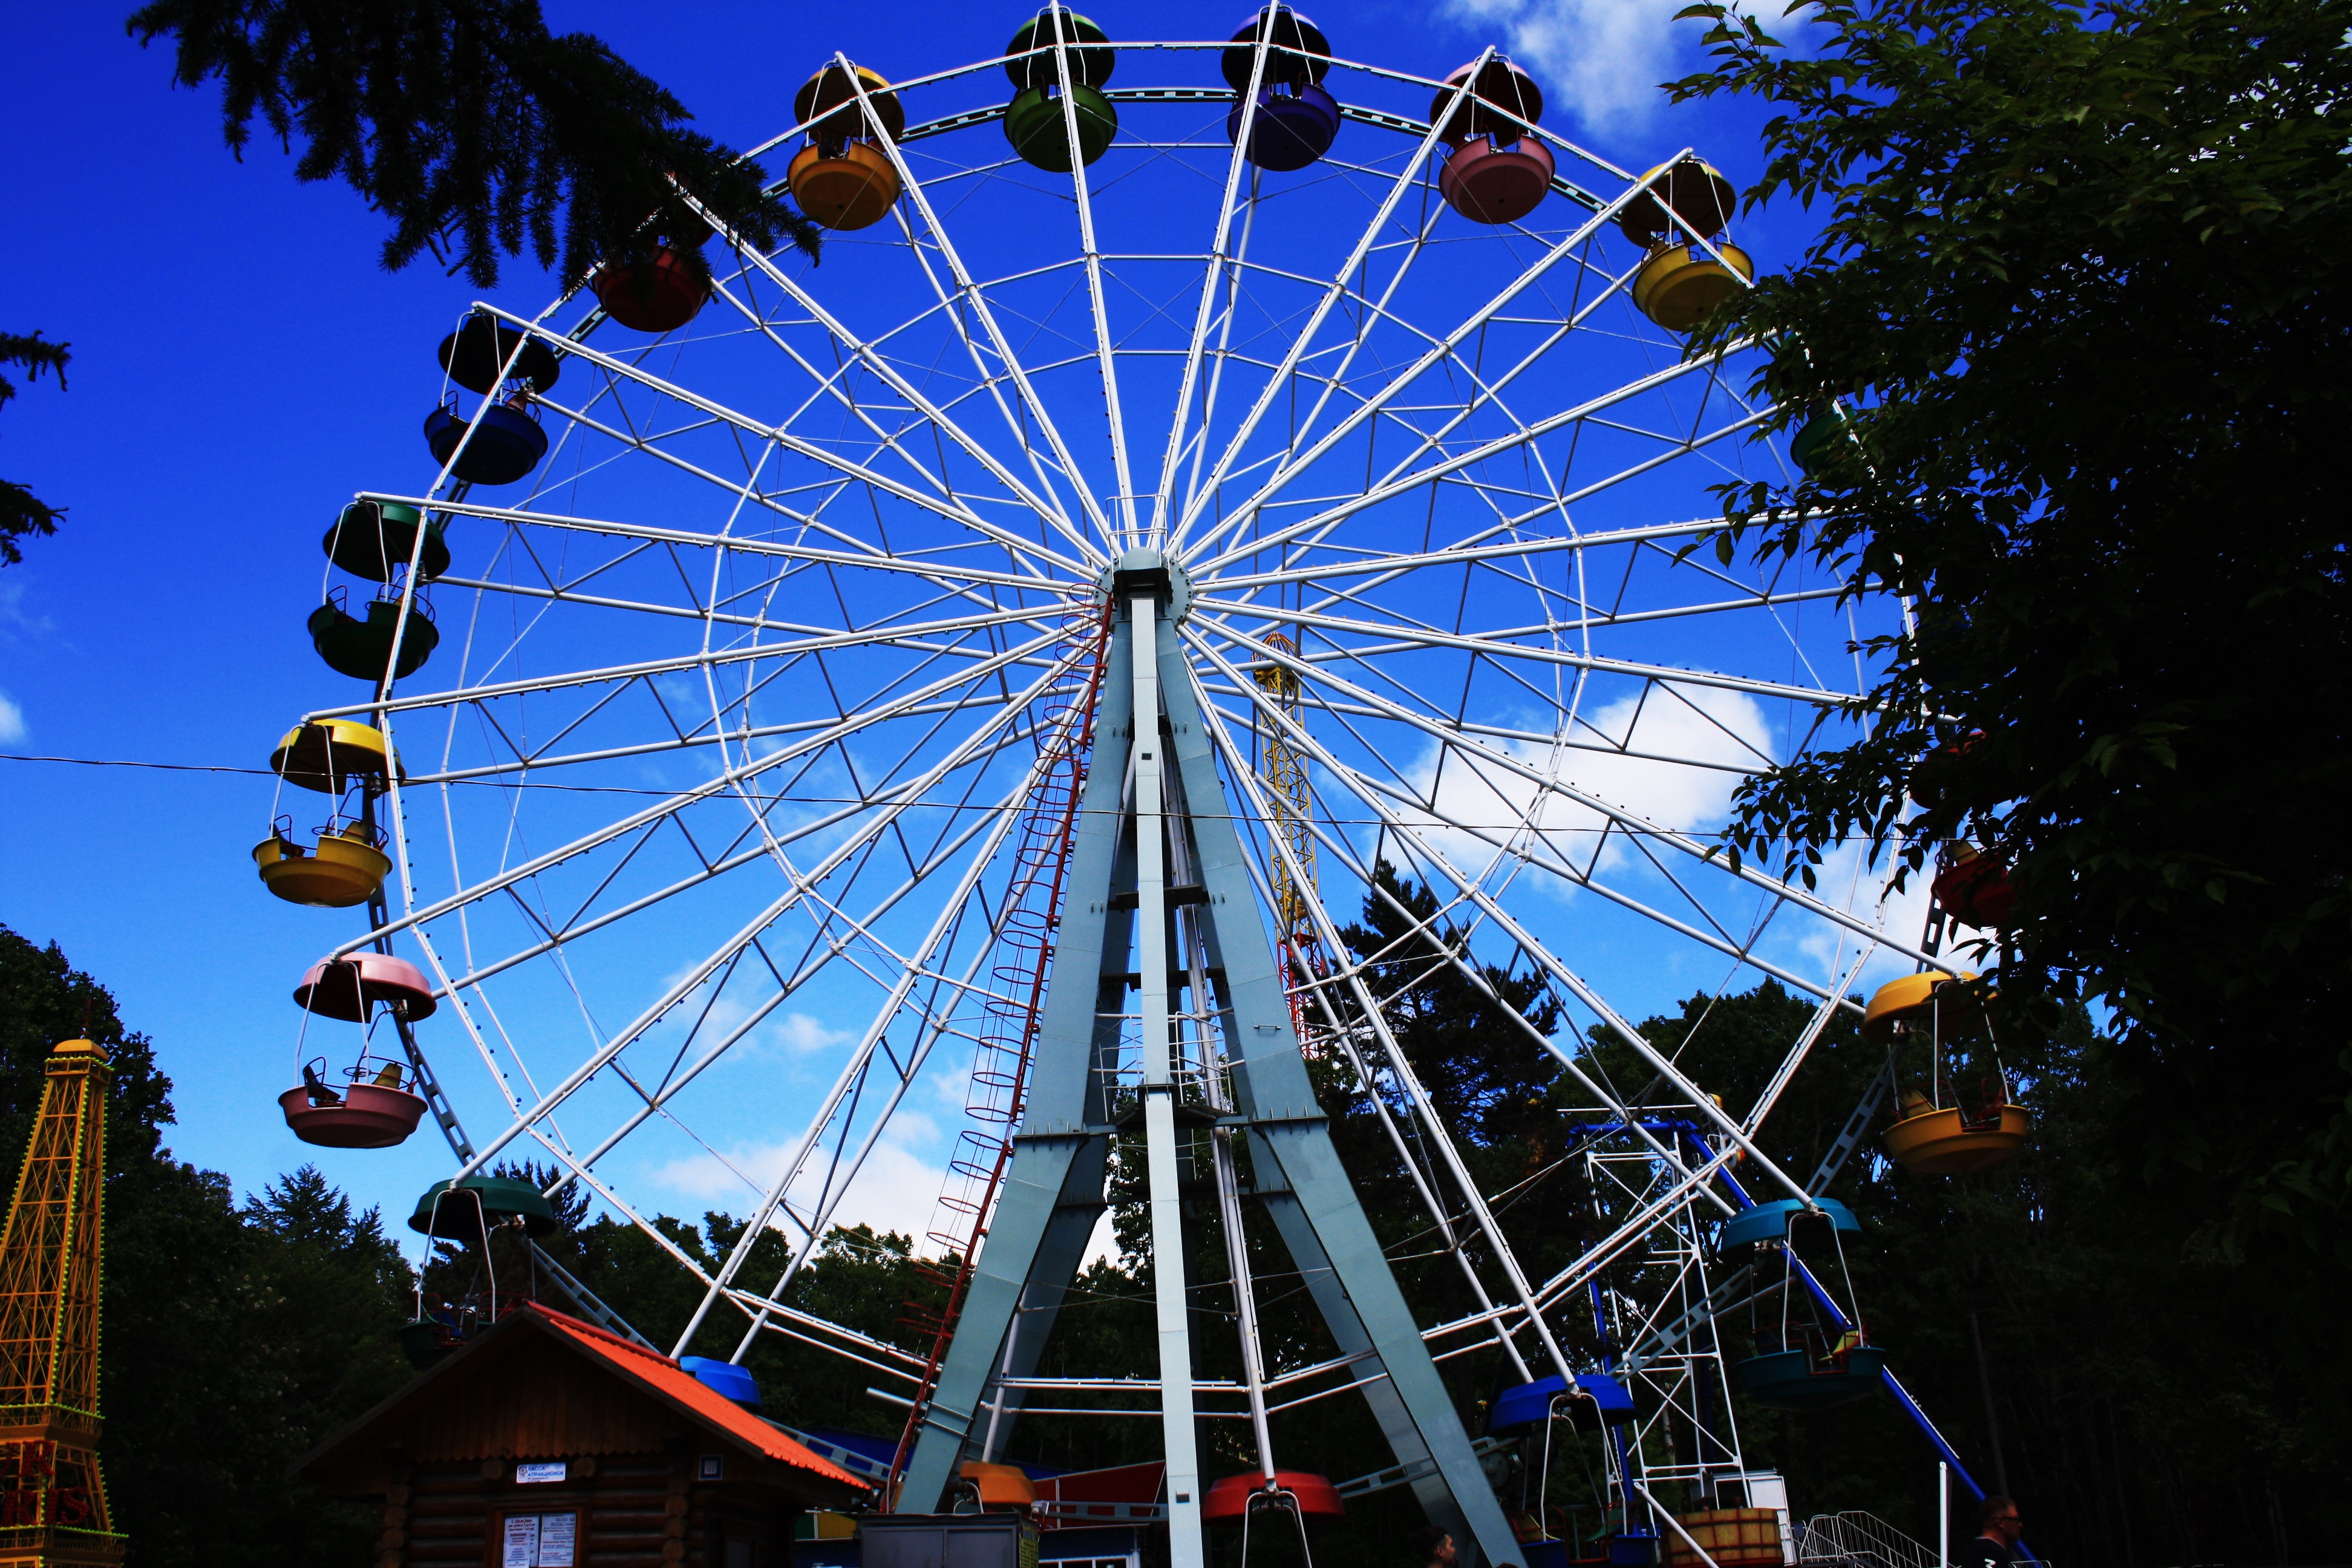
[{"left": 0, "top": 1, "right": 1861, "bottom": 1261}]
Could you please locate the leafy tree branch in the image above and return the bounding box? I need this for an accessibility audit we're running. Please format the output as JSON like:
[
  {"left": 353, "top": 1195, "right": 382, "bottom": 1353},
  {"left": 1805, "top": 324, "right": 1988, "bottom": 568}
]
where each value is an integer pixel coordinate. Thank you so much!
[{"left": 1668, "top": 0, "right": 2352, "bottom": 1271}]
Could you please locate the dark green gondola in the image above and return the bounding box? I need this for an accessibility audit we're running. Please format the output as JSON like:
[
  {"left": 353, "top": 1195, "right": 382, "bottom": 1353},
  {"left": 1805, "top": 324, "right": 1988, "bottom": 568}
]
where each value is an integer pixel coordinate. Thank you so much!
[{"left": 309, "top": 595, "right": 439, "bottom": 682}]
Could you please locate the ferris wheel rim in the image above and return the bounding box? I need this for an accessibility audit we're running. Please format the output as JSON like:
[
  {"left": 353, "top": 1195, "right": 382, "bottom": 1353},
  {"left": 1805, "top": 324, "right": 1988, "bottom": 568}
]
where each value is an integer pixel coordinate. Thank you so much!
[{"left": 296, "top": 32, "right": 1916, "bottom": 1426}]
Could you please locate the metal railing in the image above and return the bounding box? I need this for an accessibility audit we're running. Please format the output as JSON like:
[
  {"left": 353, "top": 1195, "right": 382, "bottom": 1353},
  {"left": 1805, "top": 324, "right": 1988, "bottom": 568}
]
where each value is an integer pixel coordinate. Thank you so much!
[{"left": 1796, "top": 1512, "right": 1942, "bottom": 1568}]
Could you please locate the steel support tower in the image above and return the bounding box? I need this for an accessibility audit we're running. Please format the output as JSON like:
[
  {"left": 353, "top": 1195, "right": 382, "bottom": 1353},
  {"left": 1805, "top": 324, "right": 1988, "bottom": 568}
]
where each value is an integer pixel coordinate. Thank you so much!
[
  {"left": 898, "top": 554, "right": 1518, "bottom": 1568},
  {"left": 0, "top": 1040, "right": 122, "bottom": 1567}
]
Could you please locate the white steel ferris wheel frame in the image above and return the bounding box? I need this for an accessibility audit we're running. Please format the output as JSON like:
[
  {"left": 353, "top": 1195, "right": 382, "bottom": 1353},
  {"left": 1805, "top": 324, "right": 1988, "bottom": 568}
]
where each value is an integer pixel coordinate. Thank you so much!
[{"left": 286, "top": 22, "right": 1939, "bottom": 1568}]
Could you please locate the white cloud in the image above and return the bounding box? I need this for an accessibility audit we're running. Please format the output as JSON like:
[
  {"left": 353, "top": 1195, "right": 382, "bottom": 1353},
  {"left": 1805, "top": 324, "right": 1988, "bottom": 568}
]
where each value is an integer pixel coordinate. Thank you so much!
[
  {"left": 1442, "top": 0, "right": 1697, "bottom": 129},
  {"left": 652, "top": 1109, "right": 948, "bottom": 1249},
  {"left": 1780, "top": 836, "right": 1936, "bottom": 996},
  {"left": 1402, "top": 684, "right": 1774, "bottom": 887},
  {"left": 773, "top": 1011, "right": 854, "bottom": 1056},
  {"left": 641, "top": 953, "right": 857, "bottom": 1064},
  {"left": 0, "top": 692, "right": 21, "bottom": 743}
]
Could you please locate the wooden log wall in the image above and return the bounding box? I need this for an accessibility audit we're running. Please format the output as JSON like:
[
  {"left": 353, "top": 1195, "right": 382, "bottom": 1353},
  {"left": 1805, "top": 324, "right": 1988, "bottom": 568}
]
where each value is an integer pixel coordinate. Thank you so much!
[{"left": 371, "top": 1449, "right": 794, "bottom": 1568}]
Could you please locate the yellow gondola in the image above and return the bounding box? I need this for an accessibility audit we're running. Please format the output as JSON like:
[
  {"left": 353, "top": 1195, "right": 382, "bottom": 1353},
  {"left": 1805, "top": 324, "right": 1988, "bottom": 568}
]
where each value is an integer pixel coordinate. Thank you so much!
[
  {"left": 1633, "top": 241, "right": 1755, "bottom": 333},
  {"left": 253, "top": 818, "right": 391, "bottom": 907},
  {"left": 786, "top": 65, "right": 906, "bottom": 230},
  {"left": 1864, "top": 972, "right": 2031, "bottom": 1175},
  {"left": 269, "top": 718, "right": 394, "bottom": 792}
]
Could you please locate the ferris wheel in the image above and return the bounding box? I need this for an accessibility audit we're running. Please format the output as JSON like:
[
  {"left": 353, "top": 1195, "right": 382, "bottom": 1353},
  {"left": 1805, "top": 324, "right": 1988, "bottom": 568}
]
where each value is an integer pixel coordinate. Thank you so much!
[{"left": 250, "top": 9, "right": 1983, "bottom": 1567}]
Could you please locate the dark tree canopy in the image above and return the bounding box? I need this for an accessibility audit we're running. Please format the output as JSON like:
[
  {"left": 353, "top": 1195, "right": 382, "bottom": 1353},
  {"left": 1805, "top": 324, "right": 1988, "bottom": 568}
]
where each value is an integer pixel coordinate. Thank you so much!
[
  {"left": 1668, "top": 0, "right": 2352, "bottom": 1279},
  {"left": 128, "top": 0, "right": 824, "bottom": 288},
  {"left": 0, "top": 927, "right": 416, "bottom": 1567},
  {"left": 1338, "top": 859, "right": 1563, "bottom": 1148}
]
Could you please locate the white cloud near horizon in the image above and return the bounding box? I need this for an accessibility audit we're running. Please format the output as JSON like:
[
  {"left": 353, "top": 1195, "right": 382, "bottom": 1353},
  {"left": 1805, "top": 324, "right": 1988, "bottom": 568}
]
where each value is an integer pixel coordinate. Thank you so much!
[
  {"left": 1440, "top": 0, "right": 1696, "bottom": 131},
  {"left": 0, "top": 692, "right": 23, "bottom": 743},
  {"left": 651, "top": 1106, "right": 948, "bottom": 1249}
]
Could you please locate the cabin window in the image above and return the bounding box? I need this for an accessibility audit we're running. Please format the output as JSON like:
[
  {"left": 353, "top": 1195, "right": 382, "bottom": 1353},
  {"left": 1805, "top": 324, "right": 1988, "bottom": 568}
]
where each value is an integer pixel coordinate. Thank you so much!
[{"left": 501, "top": 1509, "right": 578, "bottom": 1568}]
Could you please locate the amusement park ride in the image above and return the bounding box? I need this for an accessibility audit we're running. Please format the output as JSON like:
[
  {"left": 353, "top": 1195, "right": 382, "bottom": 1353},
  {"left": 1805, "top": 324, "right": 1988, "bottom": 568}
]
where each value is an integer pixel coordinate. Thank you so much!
[
  {"left": 251, "top": 9, "right": 2035, "bottom": 1566},
  {"left": 0, "top": 1039, "right": 123, "bottom": 1566}
]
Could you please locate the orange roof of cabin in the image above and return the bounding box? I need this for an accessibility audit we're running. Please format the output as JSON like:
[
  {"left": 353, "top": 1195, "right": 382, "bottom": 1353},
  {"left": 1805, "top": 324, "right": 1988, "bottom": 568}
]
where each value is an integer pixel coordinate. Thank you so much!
[
  {"left": 519, "top": 1303, "right": 865, "bottom": 1489},
  {"left": 295, "top": 1299, "right": 867, "bottom": 1497}
]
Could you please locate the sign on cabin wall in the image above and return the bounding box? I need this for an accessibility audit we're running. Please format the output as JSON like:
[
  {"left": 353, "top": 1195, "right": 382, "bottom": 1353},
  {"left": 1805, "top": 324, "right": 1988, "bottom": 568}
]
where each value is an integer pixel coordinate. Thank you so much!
[{"left": 503, "top": 1510, "right": 578, "bottom": 1567}]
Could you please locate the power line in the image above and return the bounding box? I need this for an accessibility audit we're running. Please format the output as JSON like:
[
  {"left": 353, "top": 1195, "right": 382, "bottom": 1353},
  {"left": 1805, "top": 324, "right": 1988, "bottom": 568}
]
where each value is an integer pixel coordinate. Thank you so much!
[{"left": 0, "top": 751, "right": 1941, "bottom": 842}]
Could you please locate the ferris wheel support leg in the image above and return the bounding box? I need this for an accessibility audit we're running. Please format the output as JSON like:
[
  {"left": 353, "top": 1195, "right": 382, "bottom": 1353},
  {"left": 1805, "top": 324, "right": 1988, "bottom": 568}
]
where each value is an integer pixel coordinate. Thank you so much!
[
  {"left": 898, "top": 1137, "right": 1109, "bottom": 1508},
  {"left": 1156, "top": 621, "right": 1520, "bottom": 1568},
  {"left": 961, "top": 1139, "right": 1114, "bottom": 1463},
  {"left": 1255, "top": 1191, "right": 1495, "bottom": 1558}
]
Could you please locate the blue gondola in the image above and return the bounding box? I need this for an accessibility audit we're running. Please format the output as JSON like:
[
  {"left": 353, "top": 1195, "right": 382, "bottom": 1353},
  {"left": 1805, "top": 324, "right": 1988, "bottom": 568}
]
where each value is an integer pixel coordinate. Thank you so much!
[
  {"left": 1227, "top": 83, "right": 1339, "bottom": 171},
  {"left": 1491, "top": 1371, "right": 1637, "bottom": 1433},
  {"left": 423, "top": 396, "right": 547, "bottom": 486},
  {"left": 1220, "top": 7, "right": 1337, "bottom": 171},
  {"left": 681, "top": 1356, "right": 763, "bottom": 1410}
]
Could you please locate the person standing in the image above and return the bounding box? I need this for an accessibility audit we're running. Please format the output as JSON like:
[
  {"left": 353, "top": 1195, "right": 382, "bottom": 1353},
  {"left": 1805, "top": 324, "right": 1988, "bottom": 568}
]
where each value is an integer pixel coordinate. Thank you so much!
[{"left": 1956, "top": 1495, "right": 2025, "bottom": 1568}]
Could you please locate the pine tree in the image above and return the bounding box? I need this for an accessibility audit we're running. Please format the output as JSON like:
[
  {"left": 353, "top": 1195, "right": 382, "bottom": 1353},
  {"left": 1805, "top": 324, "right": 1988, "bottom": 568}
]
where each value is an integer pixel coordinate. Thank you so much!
[
  {"left": 0, "top": 333, "right": 70, "bottom": 566},
  {"left": 128, "top": 0, "right": 824, "bottom": 289}
]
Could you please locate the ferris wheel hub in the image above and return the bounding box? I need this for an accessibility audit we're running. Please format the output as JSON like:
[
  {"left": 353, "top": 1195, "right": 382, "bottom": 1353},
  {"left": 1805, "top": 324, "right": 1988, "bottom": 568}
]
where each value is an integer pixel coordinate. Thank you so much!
[{"left": 1100, "top": 547, "right": 1192, "bottom": 620}]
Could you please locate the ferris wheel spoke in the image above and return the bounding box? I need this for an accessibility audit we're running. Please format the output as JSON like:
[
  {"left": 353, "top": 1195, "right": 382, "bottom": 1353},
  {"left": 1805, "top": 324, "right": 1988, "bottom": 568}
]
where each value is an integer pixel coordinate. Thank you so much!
[
  {"left": 1192, "top": 687, "right": 1576, "bottom": 1373},
  {"left": 445, "top": 653, "right": 1076, "bottom": 1183},
  {"left": 387, "top": 492, "right": 1088, "bottom": 597},
  {"left": 1304, "top": 754, "right": 1864, "bottom": 1011},
  {"left": 313, "top": 603, "right": 1062, "bottom": 723},
  {"left": 401, "top": 687, "right": 1031, "bottom": 788},
  {"left": 1174, "top": 177, "right": 1661, "bottom": 566},
  {"left": 1147, "top": 22, "right": 1282, "bottom": 547},
  {"left": 423, "top": 704, "right": 1047, "bottom": 1002},
  {"left": 678, "top": 707, "right": 1078, "bottom": 1350},
  {"left": 1044, "top": 36, "right": 1142, "bottom": 549},
  {"left": 1189, "top": 342, "right": 1765, "bottom": 580},
  {"left": 1191, "top": 618, "right": 1924, "bottom": 963},
  {"left": 477, "top": 305, "right": 1065, "bottom": 564},
  {"left": 359, "top": 621, "right": 1067, "bottom": 955},
  {"left": 1293, "top": 783, "right": 1737, "bottom": 1187},
  {"left": 701, "top": 247, "right": 1100, "bottom": 567},
  {"left": 1200, "top": 514, "right": 1727, "bottom": 593},
  {"left": 1189, "top": 626, "right": 1852, "bottom": 1198},
  {"left": 842, "top": 61, "right": 1120, "bottom": 554},
  {"left": 1169, "top": 55, "right": 1498, "bottom": 552},
  {"left": 1195, "top": 600, "right": 1857, "bottom": 715},
  {"left": 555, "top": 769, "right": 1021, "bottom": 1185}
]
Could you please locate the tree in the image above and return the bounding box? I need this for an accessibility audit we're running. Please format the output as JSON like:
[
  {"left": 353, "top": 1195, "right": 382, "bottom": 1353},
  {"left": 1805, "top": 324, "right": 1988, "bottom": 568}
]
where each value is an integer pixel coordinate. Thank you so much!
[
  {"left": 128, "top": 0, "right": 824, "bottom": 289},
  {"left": 0, "top": 926, "right": 420, "bottom": 1567},
  {"left": 0, "top": 333, "right": 70, "bottom": 566},
  {"left": 1667, "top": 0, "right": 2352, "bottom": 1292},
  {"left": 1336, "top": 859, "right": 1563, "bottom": 1150},
  {"left": 1607, "top": 981, "right": 2351, "bottom": 1566}
]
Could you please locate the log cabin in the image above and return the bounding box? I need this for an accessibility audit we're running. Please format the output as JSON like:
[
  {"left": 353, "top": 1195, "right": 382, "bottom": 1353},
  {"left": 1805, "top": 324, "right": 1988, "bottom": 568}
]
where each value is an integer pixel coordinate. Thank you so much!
[{"left": 298, "top": 1302, "right": 867, "bottom": 1568}]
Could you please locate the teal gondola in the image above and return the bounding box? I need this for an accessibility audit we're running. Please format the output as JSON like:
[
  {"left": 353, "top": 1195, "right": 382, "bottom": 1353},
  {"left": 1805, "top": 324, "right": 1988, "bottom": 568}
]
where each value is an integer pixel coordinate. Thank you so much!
[{"left": 1720, "top": 1198, "right": 1886, "bottom": 1412}]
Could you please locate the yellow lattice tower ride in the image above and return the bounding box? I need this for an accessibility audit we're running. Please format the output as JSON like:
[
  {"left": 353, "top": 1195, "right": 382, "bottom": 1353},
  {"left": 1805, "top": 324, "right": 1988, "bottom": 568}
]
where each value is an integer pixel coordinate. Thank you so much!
[
  {"left": 0, "top": 1040, "right": 121, "bottom": 1566},
  {"left": 1254, "top": 635, "right": 1329, "bottom": 1042}
]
